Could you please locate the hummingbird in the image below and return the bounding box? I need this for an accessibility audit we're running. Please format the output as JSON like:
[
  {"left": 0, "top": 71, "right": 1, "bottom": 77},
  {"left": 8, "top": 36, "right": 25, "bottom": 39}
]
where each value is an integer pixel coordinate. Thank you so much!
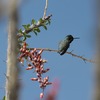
[{"left": 58, "top": 35, "right": 79, "bottom": 55}]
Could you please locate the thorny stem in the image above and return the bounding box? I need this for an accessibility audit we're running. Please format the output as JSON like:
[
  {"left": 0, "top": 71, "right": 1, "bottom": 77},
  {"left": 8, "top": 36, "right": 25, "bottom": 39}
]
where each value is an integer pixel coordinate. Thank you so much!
[
  {"left": 29, "top": 48, "right": 95, "bottom": 63},
  {"left": 17, "top": 14, "right": 52, "bottom": 38},
  {"left": 17, "top": 0, "right": 51, "bottom": 38},
  {"left": 6, "top": 0, "right": 20, "bottom": 100}
]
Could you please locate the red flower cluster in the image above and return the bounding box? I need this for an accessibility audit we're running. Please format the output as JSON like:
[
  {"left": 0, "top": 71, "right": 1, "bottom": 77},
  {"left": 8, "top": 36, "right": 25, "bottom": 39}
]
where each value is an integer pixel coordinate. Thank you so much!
[{"left": 19, "top": 42, "right": 52, "bottom": 98}]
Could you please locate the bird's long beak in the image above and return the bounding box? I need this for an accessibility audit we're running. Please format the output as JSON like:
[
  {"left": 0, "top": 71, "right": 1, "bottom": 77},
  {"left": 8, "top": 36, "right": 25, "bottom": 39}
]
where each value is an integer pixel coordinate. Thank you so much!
[{"left": 74, "top": 37, "right": 80, "bottom": 39}]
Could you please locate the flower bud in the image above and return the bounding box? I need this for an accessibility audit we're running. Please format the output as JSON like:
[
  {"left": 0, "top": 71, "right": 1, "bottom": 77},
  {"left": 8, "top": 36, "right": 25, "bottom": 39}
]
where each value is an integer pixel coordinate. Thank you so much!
[
  {"left": 40, "top": 92, "right": 44, "bottom": 99},
  {"left": 38, "top": 49, "right": 43, "bottom": 55},
  {"left": 26, "top": 66, "right": 33, "bottom": 70},
  {"left": 31, "top": 78, "right": 38, "bottom": 81}
]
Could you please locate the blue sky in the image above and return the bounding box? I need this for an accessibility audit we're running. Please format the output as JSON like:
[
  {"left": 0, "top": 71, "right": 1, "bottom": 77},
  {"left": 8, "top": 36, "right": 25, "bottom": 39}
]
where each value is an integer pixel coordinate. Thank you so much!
[{"left": 0, "top": 0, "right": 96, "bottom": 100}]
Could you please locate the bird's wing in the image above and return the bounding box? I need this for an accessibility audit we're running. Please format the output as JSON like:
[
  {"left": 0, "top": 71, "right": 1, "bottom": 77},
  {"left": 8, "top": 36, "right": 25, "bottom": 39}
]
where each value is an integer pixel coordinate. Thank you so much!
[
  {"left": 58, "top": 39, "right": 70, "bottom": 55},
  {"left": 58, "top": 40, "right": 66, "bottom": 51},
  {"left": 58, "top": 40, "right": 63, "bottom": 51}
]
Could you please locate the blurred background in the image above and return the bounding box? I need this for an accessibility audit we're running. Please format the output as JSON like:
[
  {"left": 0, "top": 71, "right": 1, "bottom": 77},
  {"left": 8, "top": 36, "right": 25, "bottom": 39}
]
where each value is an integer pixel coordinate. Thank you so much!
[{"left": 0, "top": 0, "right": 98, "bottom": 100}]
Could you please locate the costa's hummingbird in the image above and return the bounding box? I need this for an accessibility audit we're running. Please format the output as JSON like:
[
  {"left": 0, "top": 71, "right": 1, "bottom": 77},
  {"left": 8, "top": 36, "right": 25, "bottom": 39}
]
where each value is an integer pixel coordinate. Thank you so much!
[{"left": 58, "top": 35, "right": 79, "bottom": 55}]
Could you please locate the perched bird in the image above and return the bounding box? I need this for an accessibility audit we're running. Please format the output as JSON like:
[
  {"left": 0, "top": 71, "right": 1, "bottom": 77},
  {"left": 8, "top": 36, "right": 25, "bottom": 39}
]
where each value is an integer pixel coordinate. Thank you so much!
[{"left": 58, "top": 35, "right": 79, "bottom": 55}]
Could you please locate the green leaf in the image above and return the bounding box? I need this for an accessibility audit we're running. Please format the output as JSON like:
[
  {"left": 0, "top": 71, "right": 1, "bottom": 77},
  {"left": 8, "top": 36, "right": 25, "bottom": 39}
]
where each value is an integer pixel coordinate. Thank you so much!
[
  {"left": 39, "top": 18, "right": 43, "bottom": 23},
  {"left": 26, "top": 35, "right": 31, "bottom": 38},
  {"left": 36, "top": 28, "right": 40, "bottom": 32},
  {"left": 27, "top": 24, "right": 30, "bottom": 28},
  {"left": 22, "top": 33, "right": 27, "bottom": 41},
  {"left": 43, "top": 25, "right": 47, "bottom": 30},
  {"left": 23, "top": 32, "right": 26, "bottom": 36},
  {"left": 23, "top": 36, "right": 26, "bottom": 41},
  {"left": 33, "top": 30, "right": 38, "bottom": 35},
  {"left": 22, "top": 24, "right": 30, "bottom": 30},
  {"left": 39, "top": 18, "right": 46, "bottom": 24},
  {"left": 31, "top": 19, "right": 36, "bottom": 24},
  {"left": 47, "top": 20, "right": 51, "bottom": 25},
  {"left": 33, "top": 27, "right": 40, "bottom": 33},
  {"left": 18, "top": 29, "right": 23, "bottom": 33},
  {"left": 22, "top": 25, "right": 27, "bottom": 30}
]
